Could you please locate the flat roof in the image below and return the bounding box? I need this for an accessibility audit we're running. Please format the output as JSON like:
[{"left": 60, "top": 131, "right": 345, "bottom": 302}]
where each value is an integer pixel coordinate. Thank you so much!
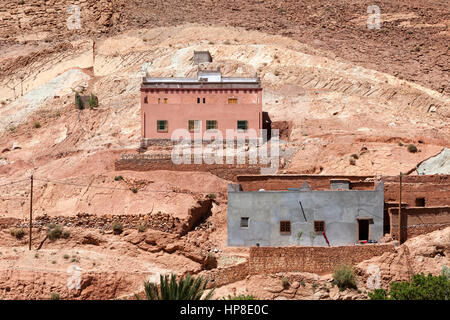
[{"left": 141, "top": 77, "right": 262, "bottom": 89}]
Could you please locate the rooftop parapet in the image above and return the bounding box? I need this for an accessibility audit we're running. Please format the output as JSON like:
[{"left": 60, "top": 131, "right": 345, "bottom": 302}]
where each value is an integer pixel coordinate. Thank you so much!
[{"left": 142, "top": 71, "right": 261, "bottom": 89}]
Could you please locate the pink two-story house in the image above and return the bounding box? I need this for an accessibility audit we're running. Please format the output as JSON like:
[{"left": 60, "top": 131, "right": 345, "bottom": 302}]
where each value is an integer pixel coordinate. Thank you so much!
[{"left": 140, "top": 70, "right": 263, "bottom": 144}]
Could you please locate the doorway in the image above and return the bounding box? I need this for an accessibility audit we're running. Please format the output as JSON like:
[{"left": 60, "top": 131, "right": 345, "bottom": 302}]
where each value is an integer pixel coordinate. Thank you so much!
[{"left": 357, "top": 219, "right": 369, "bottom": 241}]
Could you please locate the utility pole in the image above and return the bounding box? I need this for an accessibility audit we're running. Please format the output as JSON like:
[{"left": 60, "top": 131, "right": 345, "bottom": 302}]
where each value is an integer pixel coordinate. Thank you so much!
[
  {"left": 398, "top": 172, "right": 405, "bottom": 245},
  {"left": 29, "top": 175, "right": 33, "bottom": 250},
  {"left": 20, "top": 75, "right": 24, "bottom": 97}
]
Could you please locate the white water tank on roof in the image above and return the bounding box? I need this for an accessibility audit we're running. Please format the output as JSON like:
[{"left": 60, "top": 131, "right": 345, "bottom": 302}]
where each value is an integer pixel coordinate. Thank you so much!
[{"left": 198, "top": 71, "right": 222, "bottom": 82}]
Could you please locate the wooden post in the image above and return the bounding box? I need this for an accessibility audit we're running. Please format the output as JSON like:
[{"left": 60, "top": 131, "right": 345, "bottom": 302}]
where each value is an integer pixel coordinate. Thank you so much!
[
  {"left": 398, "top": 172, "right": 406, "bottom": 244},
  {"left": 29, "top": 175, "right": 33, "bottom": 250}
]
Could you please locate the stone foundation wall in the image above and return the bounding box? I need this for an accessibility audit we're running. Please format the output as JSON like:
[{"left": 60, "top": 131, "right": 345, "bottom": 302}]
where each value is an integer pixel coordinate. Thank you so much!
[
  {"left": 200, "top": 244, "right": 395, "bottom": 287},
  {"left": 248, "top": 244, "right": 395, "bottom": 275},
  {"left": 7, "top": 199, "right": 213, "bottom": 235},
  {"left": 115, "top": 154, "right": 265, "bottom": 181},
  {"left": 200, "top": 262, "right": 249, "bottom": 289}
]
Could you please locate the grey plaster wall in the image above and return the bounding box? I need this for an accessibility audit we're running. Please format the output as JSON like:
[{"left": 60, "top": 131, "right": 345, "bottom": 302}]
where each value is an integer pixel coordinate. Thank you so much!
[{"left": 227, "top": 182, "right": 384, "bottom": 247}]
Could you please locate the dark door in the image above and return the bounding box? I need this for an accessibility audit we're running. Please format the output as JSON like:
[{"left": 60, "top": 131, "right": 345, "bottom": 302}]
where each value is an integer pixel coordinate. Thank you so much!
[{"left": 358, "top": 219, "right": 369, "bottom": 241}]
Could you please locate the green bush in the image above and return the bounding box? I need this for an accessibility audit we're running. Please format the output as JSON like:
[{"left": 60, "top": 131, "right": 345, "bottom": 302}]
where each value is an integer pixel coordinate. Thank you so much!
[
  {"left": 390, "top": 273, "right": 449, "bottom": 300},
  {"left": 137, "top": 223, "right": 147, "bottom": 233},
  {"left": 114, "top": 175, "right": 123, "bottom": 181},
  {"left": 441, "top": 266, "right": 450, "bottom": 280},
  {"left": 62, "top": 230, "right": 70, "bottom": 239},
  {"left": 207, "top": 193, "right": 216, "bottom": 200},
  {"left": 407, "top": 144, "right": 418, "bottom": 153},
  {"left": 368, "top": 273, "right": 450, "bottom": 300},
  {"left": 75, "top": 92, "right": 84, "bottom": 110},
  {"left": 111, "top": 221, "right": 123, "bottom": 235},
  {"left": 87, "top": 93, "right": 98, "bottom": 109},
  {"left": 50, "top": 293, "right": 60, "bottom": 300},
  {"left": 47, "top": 223, "right": 63, "bottom": 241},
  {"left": 10, "top": 228, "right": 25, "bottom": 240},
  {"left": 130, "top": 187, "right": 138, "bottom": 193},
  {"left": 137, "top": 273, "right": 215, "bottom": 300},
  {"left": 332, "top": 265, "right": 357, "bottom": 291},
  {"left": 368, "top": 288, "right": 389, "bottom": 300}
]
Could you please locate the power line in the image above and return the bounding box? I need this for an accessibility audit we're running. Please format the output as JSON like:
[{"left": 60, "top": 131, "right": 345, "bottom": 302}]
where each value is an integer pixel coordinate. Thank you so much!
[
  {"left": 2, "top": 176, "right": 450, "bottom": 196},
  {"left": 0, "top": 179, "right": 29, "bottom": 187},
  {"left": 32, "top": 177, "right": 218, "bottom": 195}
]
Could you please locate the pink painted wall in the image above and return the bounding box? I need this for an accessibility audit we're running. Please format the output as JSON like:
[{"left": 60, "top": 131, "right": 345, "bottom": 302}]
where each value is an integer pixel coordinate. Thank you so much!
[{"left": 140, "top": 88, "right": 263, "bottom": 139}]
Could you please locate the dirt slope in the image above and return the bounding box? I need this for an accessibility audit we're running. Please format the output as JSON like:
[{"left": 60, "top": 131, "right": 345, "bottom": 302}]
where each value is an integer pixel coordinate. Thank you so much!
[{"left": 2, "top": 1, "right": 449, "bottom": 93}]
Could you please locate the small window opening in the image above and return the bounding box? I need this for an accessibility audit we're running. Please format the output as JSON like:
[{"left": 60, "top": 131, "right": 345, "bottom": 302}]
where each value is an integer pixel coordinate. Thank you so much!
[
  {"left": 280, "top": 221, "right": 291, "bottom": 234},
  {"left": 188, "top": 120, "right": 200, "bottom": 132},
  {"left": 240, "top": 217, "right": 249, "bottom": 228},
  {"left": 237, "top": 120, "right": 248, "bottom": 131},
  {"left": 415, "top": 197, "right": 425, "bottom": 207},
  {"left": 157, "top": 120, "right": 168, "bottom": 132},
  {"left": 314, "top": 220, "right": 325, "bottom": 233},
  {"left": 206, "top": 120, "right": 218, "bottom": 130}
]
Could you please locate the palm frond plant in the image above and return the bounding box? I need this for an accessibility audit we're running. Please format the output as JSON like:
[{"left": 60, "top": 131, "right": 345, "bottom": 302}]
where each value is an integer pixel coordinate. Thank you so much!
[{"left": 137, "top": 273, "right": 215, "bottom": 300}]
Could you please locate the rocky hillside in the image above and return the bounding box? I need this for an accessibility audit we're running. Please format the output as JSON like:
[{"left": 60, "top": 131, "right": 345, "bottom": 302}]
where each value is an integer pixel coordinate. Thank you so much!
[
  {"left": 0, "top": 2, "right": 448, "bottom": 300},
  {"left": 1, "top": 0, "right": 449, "bottom": 94}
]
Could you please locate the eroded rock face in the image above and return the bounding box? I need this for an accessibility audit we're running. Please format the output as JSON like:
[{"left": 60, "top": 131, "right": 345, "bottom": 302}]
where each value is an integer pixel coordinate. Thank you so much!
[
  {"left": 356, "top": 227, "right": 450, "bottom": 289},
  {"left": 0, "top": 0, "right": 123, "bottom": 42},
  {"left": 417, "top": 148, "right": 450, "bottom": 175},
  {"left": 0, "top": 224, "right": 211, "bottom": 299},
  {"left": 0, "top": 268, "right": 140, "bottom": 300},
  {"left": 80, "top": 233, "right": 104, "bottom": 246}
]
